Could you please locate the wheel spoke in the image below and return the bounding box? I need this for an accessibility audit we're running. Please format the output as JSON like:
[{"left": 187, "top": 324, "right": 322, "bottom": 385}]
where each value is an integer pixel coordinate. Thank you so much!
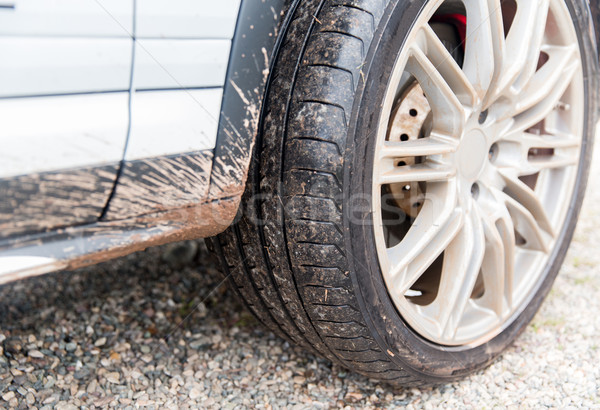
[
  {"left": 426, "top": 206, "right": 485, "bottom": 340},
  {"left": 500, "top": 170, "right": 554, "bottom": 236},
  {"left": 479, "top": 188, "right": 516, "bottom": 315},
  {"left": 387, "top": 182, "right": 463, "bottom": 293},
  {"left": 503, "top": 149, "right": 579, "bottom": 176},
  {"left": 513, "top": 45, "right": 578, "bottom": 116},
  {"left": 420, "top": 25, "right": 478, "bottom": 107},
  {"left": 378, "top": 161, "right": 456, "bottom": 185},
  {"left": 379, "top": 136, "right": 458, "bottom": 161},
  {"left": 509, "top": 51, "right": 579, "bottom": 134},
  {"left": 525, "top": 154, "right": 578, "bottom": 174},
  {"left": 462, "top": 0, "right": 504, "bottom": 102},
  {"left": 502, "top": 191, "right": 550, "bottom": 253},
  {"left": 492, "top": 0, "right": 550, "bottom": 100},
  {"left": 498, "top": 130, "right": 580, "bottom": 176},
  {"left": 513, "top": 0, "right": 551, "bottom": 91},
  {"left": 480, "top": 213, "right": 506, "bottom": 317},
  {"left": 407, "top": 45, "right": 466, "bottom": 138},
  {"left": 501, "top": 131, "right": 580, "bottom": 151}
]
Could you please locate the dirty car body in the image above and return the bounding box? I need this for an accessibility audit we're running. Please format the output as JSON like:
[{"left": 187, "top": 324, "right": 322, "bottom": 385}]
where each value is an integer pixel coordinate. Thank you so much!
[
  {"left": 0, "top": 0, "right": 293, "bottom": 282},
  {"left": 0, "top": 0, "right": 599, "bottom": 283}
]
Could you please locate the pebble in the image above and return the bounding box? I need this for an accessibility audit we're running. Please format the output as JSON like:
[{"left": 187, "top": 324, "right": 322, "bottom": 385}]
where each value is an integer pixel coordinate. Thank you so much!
[
  {"left": 94, "top": 337, "right": 107, "bottom": 347},
  {"left": 86, "top": 380, "right": 97, "bottom": 394},
  {"left": 55, "top": 403, "right": 78, "bottom": 410},
  {"left": 26, "top": 392, "right": 35, "bottom": 405},
  {"left": 28, "top": 349, "right": 44, "bottom": 359},
  {"left": 105, "top": 372, "right": 120, "bottom": 384},
  {"left": 2, "top": 391, "right": 15, "bottom": 401},
  {"left": 65, "top": 343, "right": 77, "bottom": 352},
  {"left": 189, "top": 387, "right": 202, "bottom": 400}
]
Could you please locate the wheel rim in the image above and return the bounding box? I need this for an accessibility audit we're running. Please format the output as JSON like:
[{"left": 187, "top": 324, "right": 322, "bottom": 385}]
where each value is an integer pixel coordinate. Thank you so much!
[{"left": 372, "top": 0, "right": 584, "bottom": 346}]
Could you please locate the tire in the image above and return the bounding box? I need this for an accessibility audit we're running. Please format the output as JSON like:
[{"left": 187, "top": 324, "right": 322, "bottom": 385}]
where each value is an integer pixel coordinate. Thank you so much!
[{"left": 210, "top": 0, "right": 598, "bottom": 385}]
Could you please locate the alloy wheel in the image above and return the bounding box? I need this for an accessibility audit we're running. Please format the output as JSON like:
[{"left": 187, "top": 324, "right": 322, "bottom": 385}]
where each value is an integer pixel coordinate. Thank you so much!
[{"left": 373, "top": 0, "right": 584, "bottom": 345}]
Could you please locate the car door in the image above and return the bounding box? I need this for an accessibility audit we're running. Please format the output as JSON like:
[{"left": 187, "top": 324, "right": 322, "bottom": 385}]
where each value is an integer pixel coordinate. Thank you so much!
[
  {"left": 124, "top": 0, "right": 239, "bottom": 162},
  {"left": 0, "top": 0, "right": 134, "bottom": 238},
  {"left": 100, "top": 0, "right": 240, "bottom": 219}
]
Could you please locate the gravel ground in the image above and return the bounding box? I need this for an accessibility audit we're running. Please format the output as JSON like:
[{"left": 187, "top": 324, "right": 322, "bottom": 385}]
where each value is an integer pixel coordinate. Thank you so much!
[{"left": 1, "top": 150, "right": 600, "bottom": 409}]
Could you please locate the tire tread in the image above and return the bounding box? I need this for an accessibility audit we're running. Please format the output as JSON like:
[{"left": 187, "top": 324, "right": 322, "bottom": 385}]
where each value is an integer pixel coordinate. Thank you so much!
[{"left": 211, "top": 0, "right": 423, "bottom": 385}]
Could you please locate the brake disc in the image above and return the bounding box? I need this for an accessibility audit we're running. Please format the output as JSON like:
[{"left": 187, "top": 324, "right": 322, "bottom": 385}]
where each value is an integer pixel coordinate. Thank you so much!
[{"left": 386, "top": 82, "right": 431, "bottom": 218}]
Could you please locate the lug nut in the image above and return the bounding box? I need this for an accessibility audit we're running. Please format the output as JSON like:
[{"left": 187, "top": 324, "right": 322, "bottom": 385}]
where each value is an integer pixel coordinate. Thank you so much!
[
  {"left": 478, "top": 110, "right": 488, "bottom": 125},
  {"left": 488, "top": 143, "right": 499, "bottom": 162},
  {"left": 471, "top": 183, "right": 480, "bottom": 199}
]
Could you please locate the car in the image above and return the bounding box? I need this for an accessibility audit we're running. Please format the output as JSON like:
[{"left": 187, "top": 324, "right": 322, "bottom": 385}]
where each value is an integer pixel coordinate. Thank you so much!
[{"left": 1, "top": 0, "right": 598, "bottom": 386}]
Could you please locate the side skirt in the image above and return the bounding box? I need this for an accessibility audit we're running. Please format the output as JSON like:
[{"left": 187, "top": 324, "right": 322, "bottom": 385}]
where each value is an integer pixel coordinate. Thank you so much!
[{"left": 0, "top": 195, "right": 238, "bottom": 285}]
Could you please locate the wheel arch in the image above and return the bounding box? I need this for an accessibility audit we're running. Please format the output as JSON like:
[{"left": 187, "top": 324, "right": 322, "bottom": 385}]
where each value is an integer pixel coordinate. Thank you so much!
[
  {"left": 207, "top": 0, "right": 300, "bottom": 203},
  {"left": 590, "top": 0, "right": 600, "bottom": 59}
]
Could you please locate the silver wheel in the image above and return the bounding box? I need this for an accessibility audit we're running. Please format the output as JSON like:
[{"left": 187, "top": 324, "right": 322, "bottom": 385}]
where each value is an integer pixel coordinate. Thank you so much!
[{"left": 373, "top": 0, "right": 584, "bottom": 345}]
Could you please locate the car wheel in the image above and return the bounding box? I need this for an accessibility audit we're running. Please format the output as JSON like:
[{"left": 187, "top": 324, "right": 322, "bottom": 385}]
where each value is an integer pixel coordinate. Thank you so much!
[{"left": 211, "top": 0, "right": 598, "bottom": 385}]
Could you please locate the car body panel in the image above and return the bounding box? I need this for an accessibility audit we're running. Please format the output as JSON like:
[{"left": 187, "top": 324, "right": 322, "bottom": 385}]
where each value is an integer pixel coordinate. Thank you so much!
[
  {"left": 0, "top": 193, "right": 239, "bottom": 285},
  {"left": 0, "top": 93, "right": 129, "bottom": 178},
  {"left": 0, "top": 37, "right": 132, "bottom": 98},
  {"left": 0, "top": 256, "right": 66, "bottom": 284},
  {"left": 132, "top": 39, "right": 230, "bottom": 91},
  {"left": 124, "top": 89, "right": 222, "bottom": 160},
  {"left": 0, "top": 0, "right": 134, "bottom": 238},
  {"left": 0, "top": 0, "right": 243, "bottom": 245},
  {"left": 0, "top": 0, "right": 133, "bottom": 38},
  {"left": 0, "top": 165, "right": 119, "bottom": 239},
  {"left": 135, "top": 0, "right": 240, "bottom": 39},
  {"left": 0, "top": 0, "right": 291, "bottom": 283},
  {"left": 104, "top": 150, "right": 214, "bottom": 220}
]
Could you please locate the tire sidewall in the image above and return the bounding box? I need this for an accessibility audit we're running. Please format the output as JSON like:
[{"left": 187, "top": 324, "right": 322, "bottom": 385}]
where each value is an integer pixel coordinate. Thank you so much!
[{"left": 344, "top": 0, "right": 598, "bottom": 380}]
